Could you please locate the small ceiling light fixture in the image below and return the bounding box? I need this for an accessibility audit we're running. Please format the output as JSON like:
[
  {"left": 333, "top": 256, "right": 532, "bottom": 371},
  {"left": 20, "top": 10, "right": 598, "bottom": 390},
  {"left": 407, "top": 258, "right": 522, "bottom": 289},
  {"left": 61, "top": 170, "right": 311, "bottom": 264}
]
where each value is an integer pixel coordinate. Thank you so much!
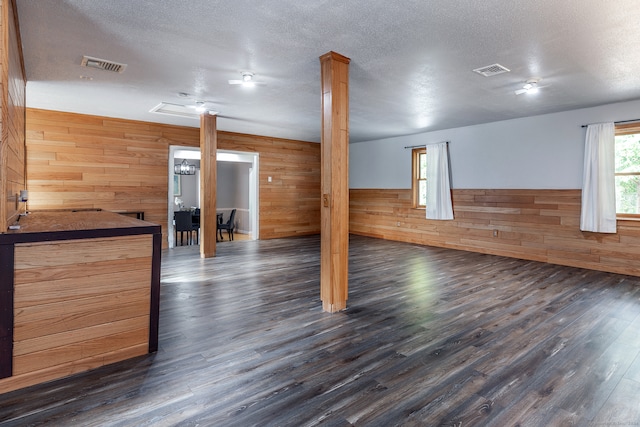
[
  {"left": 241, "top": 72, "right": 255, "bottom": 87},
  {"left": 174, "top": 159, "right": 196, "bottom": 175},
  {"left": 194, "top": 101, "right": 207, "bottom": 113},
  {"left": 229, "top": 71, "right": 265, "bottom": 87},
  {"left": 515, "top": 78, "right": 542, "bottom": 95}
]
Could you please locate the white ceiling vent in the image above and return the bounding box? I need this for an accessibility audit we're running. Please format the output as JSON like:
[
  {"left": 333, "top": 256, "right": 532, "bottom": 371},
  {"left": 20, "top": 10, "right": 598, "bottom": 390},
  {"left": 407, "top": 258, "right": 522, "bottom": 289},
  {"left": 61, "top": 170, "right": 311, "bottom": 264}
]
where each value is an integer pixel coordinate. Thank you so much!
[
  {"left": 81, "top": 55, "right": 127, "bottom": 73},
  {"left": 150, "top": 102, "right": 199, "bottom": 119},
  {"left": 150, "top": 102, "right": 217, "bottom": 119},
  {"left": 472, "top": 63, "right": 510, "bottom": 77}
]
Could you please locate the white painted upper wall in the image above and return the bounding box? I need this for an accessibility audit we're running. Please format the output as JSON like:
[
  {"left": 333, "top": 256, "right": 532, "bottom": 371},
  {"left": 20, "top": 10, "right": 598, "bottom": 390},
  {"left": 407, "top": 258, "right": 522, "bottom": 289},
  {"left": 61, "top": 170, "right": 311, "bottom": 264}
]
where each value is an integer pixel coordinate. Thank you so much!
[
  {"left": 350, "top": 99, "right": 640, "bottom": 189},
  {"left": 217, "top": 162, "right": 250, "bottom": 210}
]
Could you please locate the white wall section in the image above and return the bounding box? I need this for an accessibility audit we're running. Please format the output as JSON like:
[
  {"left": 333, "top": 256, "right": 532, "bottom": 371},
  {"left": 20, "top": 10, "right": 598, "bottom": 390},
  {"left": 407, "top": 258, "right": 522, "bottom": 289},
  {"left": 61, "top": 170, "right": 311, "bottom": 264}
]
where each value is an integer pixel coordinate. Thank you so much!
[{"left": 350, "top": 99, "right": 640, "bottom": 189}]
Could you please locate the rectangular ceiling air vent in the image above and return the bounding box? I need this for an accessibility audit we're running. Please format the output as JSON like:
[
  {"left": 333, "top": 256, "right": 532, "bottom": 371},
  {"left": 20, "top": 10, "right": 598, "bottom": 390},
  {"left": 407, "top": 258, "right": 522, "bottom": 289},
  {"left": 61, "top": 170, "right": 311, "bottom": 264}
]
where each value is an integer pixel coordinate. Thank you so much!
[
  {"left": 150, "top": 102, "right": 199, "bottom": 119},
  {"left": 472, "top": 63, "right": 510, "bottom": 77},
  {"left": 150, "top": 102, "right": 217, "bottom": 119},
  {"left": 81, "top": 55, "right": 127, "bottom": 73}
]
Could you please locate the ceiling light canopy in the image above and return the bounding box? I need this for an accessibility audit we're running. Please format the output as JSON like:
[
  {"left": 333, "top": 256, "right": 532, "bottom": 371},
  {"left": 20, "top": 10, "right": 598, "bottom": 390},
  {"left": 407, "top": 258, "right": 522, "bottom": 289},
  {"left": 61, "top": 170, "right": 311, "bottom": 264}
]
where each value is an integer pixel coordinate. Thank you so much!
[
  {"left": 241, "top": 72, "right": 255, "bottom": 87},
  {"left": 194, "top": 101, "right": 207, "bottom": 113},
  {"left": 229, "top": 71, "right": 265, "bottom": 87},
  {"left": 515, "top": 78, "right": 543, "bottom": 95}
]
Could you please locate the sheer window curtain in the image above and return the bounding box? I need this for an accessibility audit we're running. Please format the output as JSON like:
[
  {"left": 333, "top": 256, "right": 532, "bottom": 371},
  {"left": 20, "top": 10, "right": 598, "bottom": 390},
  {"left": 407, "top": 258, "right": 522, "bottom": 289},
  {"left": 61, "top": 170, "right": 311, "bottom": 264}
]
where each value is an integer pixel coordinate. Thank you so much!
[
  {"left": 580, "top": 122, "right": 616, "bottom": 233},
  {"left": 426, "top": 142, "right": 454, "bottom": 220}
]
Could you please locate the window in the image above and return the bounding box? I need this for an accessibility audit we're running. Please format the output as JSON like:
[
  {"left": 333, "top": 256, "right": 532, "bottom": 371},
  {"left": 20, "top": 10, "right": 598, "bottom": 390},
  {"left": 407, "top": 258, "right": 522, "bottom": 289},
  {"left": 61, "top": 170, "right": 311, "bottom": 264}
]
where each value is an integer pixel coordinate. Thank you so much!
[
  {"left": 412, "top": 147, "right": 427, "bottom": 208},
  {"left": 615, "top": 123, "right": 640, "bottom": 218}
]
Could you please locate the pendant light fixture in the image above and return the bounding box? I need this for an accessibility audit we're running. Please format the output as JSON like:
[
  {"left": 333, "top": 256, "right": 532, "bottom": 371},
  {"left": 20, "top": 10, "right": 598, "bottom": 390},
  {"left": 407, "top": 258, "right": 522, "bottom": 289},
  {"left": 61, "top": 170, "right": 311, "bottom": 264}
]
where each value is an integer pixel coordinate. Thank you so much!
[{"left": 174, "top": 159, "right": 196, "bottom": 175}]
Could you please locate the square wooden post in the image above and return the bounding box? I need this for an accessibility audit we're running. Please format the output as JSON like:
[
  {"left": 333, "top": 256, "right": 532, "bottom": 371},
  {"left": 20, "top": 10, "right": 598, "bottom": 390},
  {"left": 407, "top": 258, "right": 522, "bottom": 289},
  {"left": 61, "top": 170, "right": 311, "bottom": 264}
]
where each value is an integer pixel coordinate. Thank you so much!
[
  {"left": 320, "top": 51, "right": 350, "bottom": 313},
  {"left": 200, "top": 113, "right": 217, "bottom": 258}
]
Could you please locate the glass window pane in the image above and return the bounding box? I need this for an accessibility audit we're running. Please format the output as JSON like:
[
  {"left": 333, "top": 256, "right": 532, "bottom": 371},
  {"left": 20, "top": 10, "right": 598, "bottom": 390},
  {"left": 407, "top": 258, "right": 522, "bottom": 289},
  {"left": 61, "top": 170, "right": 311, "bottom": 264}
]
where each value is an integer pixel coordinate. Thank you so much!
[
  {"left": 615, "top": 175, "right": 640, "bottom": 214},
  {"left": 419, "top": 153, "right": 427, "bottom": 179},
  {"left": 419, "top": 180, "right": 427, "bottom": 206},
  {"left": 615, "top": 134, "right": 640, "bottom": 173}
]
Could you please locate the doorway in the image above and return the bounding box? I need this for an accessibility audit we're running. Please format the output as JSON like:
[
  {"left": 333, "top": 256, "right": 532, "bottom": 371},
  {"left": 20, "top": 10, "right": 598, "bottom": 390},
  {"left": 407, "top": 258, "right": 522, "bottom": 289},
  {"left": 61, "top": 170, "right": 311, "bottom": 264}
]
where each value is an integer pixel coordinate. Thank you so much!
[{"left": 168, "top": 146, "right": 259, "bottom": 248}]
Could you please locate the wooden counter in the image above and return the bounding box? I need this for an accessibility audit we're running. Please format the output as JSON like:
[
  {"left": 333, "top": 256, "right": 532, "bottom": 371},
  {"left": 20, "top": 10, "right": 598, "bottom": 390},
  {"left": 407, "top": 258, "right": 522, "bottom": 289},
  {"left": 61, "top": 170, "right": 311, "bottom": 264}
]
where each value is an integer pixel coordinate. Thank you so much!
[{"left": 0, "top": 210, "right": 161, "bottom": 394}]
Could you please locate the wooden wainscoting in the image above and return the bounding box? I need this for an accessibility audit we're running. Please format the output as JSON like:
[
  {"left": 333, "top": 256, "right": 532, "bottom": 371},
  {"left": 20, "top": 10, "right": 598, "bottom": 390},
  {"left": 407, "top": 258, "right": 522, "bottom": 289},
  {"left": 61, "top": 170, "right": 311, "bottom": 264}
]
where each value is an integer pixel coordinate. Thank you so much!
[
  {"left": 350, "top": 188, "right": 640, "bottom": 277},
  {"left": 1, "top": 0, "right": 26, "bottom": 229},
  {"left": 25, "top": 109, "right": 321, "bottom": 245},
  {"left": 0, "top": 233, "right": 153, "bottom": 394}
]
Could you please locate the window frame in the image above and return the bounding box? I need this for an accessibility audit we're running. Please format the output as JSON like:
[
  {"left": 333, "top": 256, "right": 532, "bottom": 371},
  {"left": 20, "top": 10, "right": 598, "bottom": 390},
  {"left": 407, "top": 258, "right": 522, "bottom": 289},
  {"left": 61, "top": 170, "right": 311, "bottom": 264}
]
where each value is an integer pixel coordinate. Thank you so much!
[
  {"left": 614, "top": 122, "right": 640, "bottom": 219},
  {"left": 412, "top": 147, "right": 427, "bottom": 208}
]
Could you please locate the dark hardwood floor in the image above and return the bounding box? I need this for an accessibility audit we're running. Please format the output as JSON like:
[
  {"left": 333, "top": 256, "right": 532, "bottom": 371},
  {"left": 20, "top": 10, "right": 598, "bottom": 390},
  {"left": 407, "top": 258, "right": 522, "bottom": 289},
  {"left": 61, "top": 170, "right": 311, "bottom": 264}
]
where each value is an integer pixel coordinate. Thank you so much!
[{"left": 1, "top": 235, "right": 640, "bottom": 426}]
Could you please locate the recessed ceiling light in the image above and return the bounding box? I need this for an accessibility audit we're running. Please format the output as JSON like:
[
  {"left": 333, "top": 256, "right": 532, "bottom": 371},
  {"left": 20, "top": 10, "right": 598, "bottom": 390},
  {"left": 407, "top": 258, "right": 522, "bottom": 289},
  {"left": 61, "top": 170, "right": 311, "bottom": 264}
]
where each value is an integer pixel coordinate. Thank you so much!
[{"left": 79, "top": 75, "right": 93, "bottom": 80}]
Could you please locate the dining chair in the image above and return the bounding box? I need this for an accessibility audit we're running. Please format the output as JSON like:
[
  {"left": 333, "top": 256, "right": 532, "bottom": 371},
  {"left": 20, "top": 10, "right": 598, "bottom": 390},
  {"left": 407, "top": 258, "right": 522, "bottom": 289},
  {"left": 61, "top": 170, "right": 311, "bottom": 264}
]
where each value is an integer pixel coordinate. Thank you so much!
[
  {"left": 191, "top": 208, "right": 200, "bottom": 244},
  {"left": 216, "top": 212, "right": 223, "bottom": 241},
  {"left": 174, "top": 211, "right": 193, "bottom": 246},
  {"left": 217, "top": 209, "right": 236, "bottom": 241}
]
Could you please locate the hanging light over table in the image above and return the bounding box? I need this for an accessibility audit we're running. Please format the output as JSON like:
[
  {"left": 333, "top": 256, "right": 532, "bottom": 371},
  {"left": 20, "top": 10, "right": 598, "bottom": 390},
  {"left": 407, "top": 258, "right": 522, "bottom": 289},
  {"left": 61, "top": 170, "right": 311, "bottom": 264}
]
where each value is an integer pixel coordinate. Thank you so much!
[{"left": 174, "top": 159, "right": 196, "bottom": 175}]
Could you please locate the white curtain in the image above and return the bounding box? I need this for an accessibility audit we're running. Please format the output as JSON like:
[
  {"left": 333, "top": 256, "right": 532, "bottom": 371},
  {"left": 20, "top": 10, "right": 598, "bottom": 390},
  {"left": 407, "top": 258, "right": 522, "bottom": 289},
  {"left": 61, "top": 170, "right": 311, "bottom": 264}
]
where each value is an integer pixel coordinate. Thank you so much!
[
  {"left": 426, "top": 142, "right": 454, "bottom": 220},
  {"left": 580, "top": 122, "right": 616, "bottom": 233}
]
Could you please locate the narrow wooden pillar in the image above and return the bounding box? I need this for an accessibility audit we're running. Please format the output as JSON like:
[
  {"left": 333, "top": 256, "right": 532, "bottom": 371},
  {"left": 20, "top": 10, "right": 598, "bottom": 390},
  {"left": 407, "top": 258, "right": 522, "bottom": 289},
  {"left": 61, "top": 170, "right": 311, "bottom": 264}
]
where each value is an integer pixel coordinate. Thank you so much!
[
  {"left": 200, "top": 113, "right": 217, "bottom": 258},
  {"left": 319, "top": 51, "right": 350, "bottom": 313}
]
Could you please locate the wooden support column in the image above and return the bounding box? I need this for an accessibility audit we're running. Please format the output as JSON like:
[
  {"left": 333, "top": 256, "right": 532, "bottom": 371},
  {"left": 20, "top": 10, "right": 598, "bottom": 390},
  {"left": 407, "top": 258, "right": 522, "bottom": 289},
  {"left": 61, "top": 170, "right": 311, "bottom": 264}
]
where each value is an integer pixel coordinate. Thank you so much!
[
  {"left": 319, "top": 51, "right": 350, "bottom": 313},
  {"left": 200, "top": 113, "right": 217, "bottom": 258}
]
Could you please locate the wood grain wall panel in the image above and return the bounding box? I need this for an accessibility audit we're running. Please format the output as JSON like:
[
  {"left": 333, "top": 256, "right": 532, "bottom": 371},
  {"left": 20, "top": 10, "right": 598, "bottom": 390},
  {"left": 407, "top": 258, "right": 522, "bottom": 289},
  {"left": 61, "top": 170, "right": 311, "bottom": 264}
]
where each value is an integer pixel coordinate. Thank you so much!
[
  {"left": 350, "top": 188, "right": 640, "bottom": 277},
  {"left": 0, "top": 234, "right": 152, "bottom": 393},
  {"left": 14, "top": 288, "right": 150, "bottom": 340},
  {"left": 217, "top": 130, "right": 321, "bottom": 240},
  {"left": 25, "top": 110, "right": 196, "bottom": 245},
  {"left": 25, "top": 109, "right": 321, "bottom": 245},
  {"left": 0, "top": 343, "right": 148, "bottom": 394},
  {"left": 13, "top": 327, "right": 148, "bottom": 375},
  {"left": 1, "top": 0, "right": 26, "bottom": 229}
]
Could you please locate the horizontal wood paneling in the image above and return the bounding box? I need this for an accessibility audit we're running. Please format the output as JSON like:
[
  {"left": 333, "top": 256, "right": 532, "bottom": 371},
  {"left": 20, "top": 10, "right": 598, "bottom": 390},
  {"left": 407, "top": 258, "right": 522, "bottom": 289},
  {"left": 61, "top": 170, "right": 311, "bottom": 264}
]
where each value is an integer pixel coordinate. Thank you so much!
[
  {"left": 0, "top": 234, "right": 151, "bottom": 393},
  {"left": 350, "top": 188, "right": 640, "bottom": 277},
  {"left": 25, "top": 109, "right": 321, "bottom": 244},
  {"left": 217, "top": 131, "right": 321, "bottom": 239},
  {"left": 25, "top": 110, "right": 197, "bottom": 245},
  {"left": 1, "top": 0, "right": 26, "bottom": 229}
]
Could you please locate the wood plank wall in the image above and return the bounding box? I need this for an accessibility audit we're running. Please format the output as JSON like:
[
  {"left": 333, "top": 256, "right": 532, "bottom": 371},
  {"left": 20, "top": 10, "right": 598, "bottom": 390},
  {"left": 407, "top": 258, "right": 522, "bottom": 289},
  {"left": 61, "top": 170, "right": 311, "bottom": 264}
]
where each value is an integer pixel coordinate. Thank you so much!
[
  {"left": 25, "top": 109, "right": 321, "bottom": 245},
  {"left": 0, "top": 0, "right": 26, "bottom": 229},
  {"left": 25, "top": 109, "right": 198, "bottom": 244},
  {"left": 217, "top": 131, "right": 321, "bottom": 239},
  {"left": 350, "top": 189, "right": 640, "bottom": 277},
  {"left": 0, "top": 234, "right": 152, "bottom": 393}
]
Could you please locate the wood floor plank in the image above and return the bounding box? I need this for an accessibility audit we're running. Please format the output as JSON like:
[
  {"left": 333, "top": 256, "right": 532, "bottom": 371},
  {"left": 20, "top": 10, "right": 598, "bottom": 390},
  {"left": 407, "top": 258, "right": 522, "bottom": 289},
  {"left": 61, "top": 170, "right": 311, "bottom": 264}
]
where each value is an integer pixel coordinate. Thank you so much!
[{"left": 1, "top": 235, "right": 640, "bottom": 426}]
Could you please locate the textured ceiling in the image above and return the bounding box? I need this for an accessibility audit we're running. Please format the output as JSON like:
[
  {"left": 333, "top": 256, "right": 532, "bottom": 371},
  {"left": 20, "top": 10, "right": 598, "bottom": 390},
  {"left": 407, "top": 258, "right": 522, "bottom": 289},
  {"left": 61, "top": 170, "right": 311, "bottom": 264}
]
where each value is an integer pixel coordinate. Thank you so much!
[{"left": 15, "top": 0, "right": 640, "bottom": 143}]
